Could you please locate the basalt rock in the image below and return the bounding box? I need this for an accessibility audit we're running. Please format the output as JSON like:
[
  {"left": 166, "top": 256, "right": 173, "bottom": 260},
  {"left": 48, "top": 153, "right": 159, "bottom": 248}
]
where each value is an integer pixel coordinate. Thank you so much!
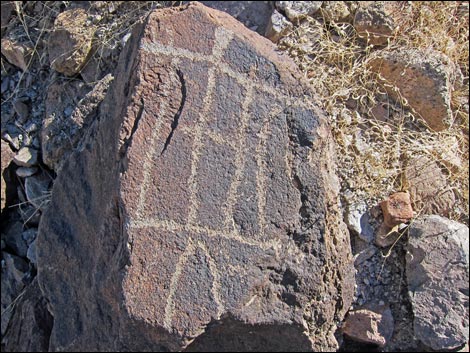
[{"left": 35, "top": 2, "right": 354, "bottom": 351}]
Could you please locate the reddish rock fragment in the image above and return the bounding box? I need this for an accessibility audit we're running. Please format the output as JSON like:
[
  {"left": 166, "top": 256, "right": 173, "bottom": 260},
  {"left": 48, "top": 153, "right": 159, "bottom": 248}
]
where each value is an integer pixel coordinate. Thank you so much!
[{"left": 380, "top": 192, "right": 413, "bottom": 228}]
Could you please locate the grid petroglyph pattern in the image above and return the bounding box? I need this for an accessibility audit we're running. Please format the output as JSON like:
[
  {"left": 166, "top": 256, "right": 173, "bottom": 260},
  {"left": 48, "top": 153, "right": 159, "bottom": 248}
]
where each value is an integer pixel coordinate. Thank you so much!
[{"left": 127, "top": 27, "right": 308, "bottom": 331}]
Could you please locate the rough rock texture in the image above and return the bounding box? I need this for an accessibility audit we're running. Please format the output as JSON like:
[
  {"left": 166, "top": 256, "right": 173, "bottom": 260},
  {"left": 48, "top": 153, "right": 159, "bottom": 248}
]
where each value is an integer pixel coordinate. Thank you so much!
[
  {"left": 406, "top": 216, "right": 469, "bottom": 351},
  {"left": 404, "top": 154, "right": 456, "bottom": 217},
  {"left": 1, "top": 278, "right": 53, "bottom": 352},
  {"left": 353, "top": 2, "right": 398, "bottom": 46},
  {"left": 36, "top": 2, "right": 354, "bottom": 351},
  {"left": 48, "top": 8, "right": 95, "bottom": 76},
  {"left": 370, "top": 48, "right": 462, "bottom": 131},
  {"left": 200, "top": 1, "right": 273, "bottom": 34},
  {"left": 1, "top": 140, "right": 15, "bottom": 212},
  {"left": 380, "top": 192, "right": 413, "bottom": 228},
  {"left": 265, "top": 9, "right": 293, "bottom": 43},
  {"left": 276, "top": 1, "right": 323, "bottom": 21},
  {"left": 13, "top": 147, "right": 38, "bottom": 168},
  {"left": 41, "top": 74, "right": 113, "bottom": 170},
  {"left": 320, "top": 1, "right": 352, "bottom": 23},
  {"left": 1, "top": 38, "right": 31, "bottom": 72},
  {"left": 342, "top": 304, "right": 394, "bottom": 347},
  {"left": 1, "top": 252, "right": 29, "bottom": 337}
]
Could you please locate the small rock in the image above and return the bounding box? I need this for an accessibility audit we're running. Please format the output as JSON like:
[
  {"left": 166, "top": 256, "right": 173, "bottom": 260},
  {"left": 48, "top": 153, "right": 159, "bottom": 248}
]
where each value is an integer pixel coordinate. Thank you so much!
[
  {"left": 13, "top": 100, "right": 30, "bottom": 123},
  {"left": 369, "top": 48, "right": 462, "bottom": 131},
  {"left": 404, "top": 154, "right": 456, "bottom": 217},
  {"left": 1, "top": 77, "right": 9, "bottom": 94},
  {"left": 406, "top": 216, "right": 469, "bottom": 350},
  {"left": 375, "top": 223, "right": 402, "bottom": 248},
  {"left": 342, "top": 304, "right": 394, "bottom": 347},
  {"left": 22, "top": 228, "right": 38, "bottom": 246},
  {"left": 353, "top": 2, "right": 398, "bottom": 46},
  {"left": 345, "top": 201, "right": 375, "bottom": 243},
  {"left": 354, "top": 245, "right": 376, "bottom": 266},
  {"left": 2, "top": 221, "right": 28, "bottom": 258},
  {"left": 24, "top": 173, "right": 52, "bottom": 211},
  {"left": 1, "top": 251, "right": 29, "bottom": 336},
  {"left": 265, "top": 9, "right": 293, "bottom": 43},
  {"left": 1, "top": 38, "right": 31, "bottom": 72},
  {"left": 1, "top": 139, "right": 15, "bottom": 211},
  {"left": 26, "top": 239, "right": 37, "bottom": 265},
  {"left": 48, "top": 8, "right": 95, "bottom": 76},
  {"left": 1, "top": 1, "right": 15, "bottom": 32},
  {"left": 276, "top": 1, "right": 323, "bottom": 21},
  {"left": 380, "top": 192, "right": 413, "bottom": 228},
  {"left": 18, "top": 204, "right": 41, "bottom": 227},
  {"left": 13, "top": 147, "right": 38, "bottom": 167},
  {"left": 16, "top": 166, "right": 38, "bottom": 178},
  {"left": 321, "top": 1, "right": 351, "bottom": 23}
]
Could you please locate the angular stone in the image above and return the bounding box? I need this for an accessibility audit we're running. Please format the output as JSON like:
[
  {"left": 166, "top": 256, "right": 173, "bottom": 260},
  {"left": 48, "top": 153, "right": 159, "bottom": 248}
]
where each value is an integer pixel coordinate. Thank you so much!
[
  {"left": 1, "top": 278, "right": 53, "bottom": 352},
  {"left": 276, "top": 1, "right": 323, "bottom": 21},
  {"left": 353, "top": 2, "right": 398, "bottom": 46},
  {"left": 404, "top": 154, "right": 456, "bottom": 217},
  {"left": 265, "top": 9, "right": 293, "bottom": 43},
  {"left": 380, "top": 192, "right": 413, "bottom": 228},
  {"left": 25, "top": 172, "right": 52, "bottom": 211},
  {"left": 36, "top": 3, "right": 353, "bottom": 352},
  {"left": 13, "top": 147, "right": 38, "bottom": 167},
  {"left": 1, "top": 252, "right": 29, "bottom": 336},
  {"left": 370, "top": 48, "right": 462, "bottom": 131},
  {"left": 48, "top": 8, "right": 95, "bottom": 76},
  {"left": 1, "top": 139, "right": 15, "bottom": 211},
  {"left": 406, "top": 216, "right": 469, "bottom": 350},
  {"left": 2, "top": 221, "right": 27, "bottom": 258},
  {"left": 345, "top": 200, "right": 375, "bottom": 243},
  {"left": 1, "top": 38, "right": 31, "bottom": 72},
  {"left": 321, "top": 1, "right": 352, "bottom": 23},
  {"left": 342, "top": 304, "right": 394, "bottom": 347},
  {"left": 16, "top": 166, "right": 38, "bottom": 178}
]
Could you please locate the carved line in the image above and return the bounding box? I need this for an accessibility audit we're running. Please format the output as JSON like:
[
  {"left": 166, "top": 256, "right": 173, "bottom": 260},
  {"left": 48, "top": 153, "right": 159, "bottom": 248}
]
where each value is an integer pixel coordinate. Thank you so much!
[
  {"left": 140, "top": 40, "right": 316, "bottom": 112},
  {"left": 256, "top": 105, "right": 285, "bottom": 234},
  {"left": 186, "top": 28, "right": 234, "bottom": 225},
  {"left": 129, "top": 218, "right": 276, "bottom": 250},
  {"left": 135, "top": 58, "right": 179, "bottom": 219},
  {"left": 196, "top": 241, "right": 224, "bottom": 319},
  {"left": 163, "top": 237, "right": 195, "bottom": 331},
  {"left": 179, "top": 125, "right": 239, "bottom": 151},
  {"left": 223, "top": 83, "right": 254, "bottom": 231}
]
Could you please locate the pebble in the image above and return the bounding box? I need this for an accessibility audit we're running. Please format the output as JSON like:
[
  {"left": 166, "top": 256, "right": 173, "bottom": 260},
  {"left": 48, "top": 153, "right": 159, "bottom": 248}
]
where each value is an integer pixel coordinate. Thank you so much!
[
  {"left": 16, "top": 166, "right": 38, "bottom": 178},
  {"left": 13, "top": 147, "right": 38, "bottom": 167}
]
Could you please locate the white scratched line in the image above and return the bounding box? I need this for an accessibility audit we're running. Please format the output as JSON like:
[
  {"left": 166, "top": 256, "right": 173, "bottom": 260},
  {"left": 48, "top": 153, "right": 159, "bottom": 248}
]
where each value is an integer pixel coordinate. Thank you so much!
[
  {"left": 140, "top": 40, "right": 317, "bottom": 112},
  {"left": 129, "top": 218, "right": 276, "bottom": 250}
]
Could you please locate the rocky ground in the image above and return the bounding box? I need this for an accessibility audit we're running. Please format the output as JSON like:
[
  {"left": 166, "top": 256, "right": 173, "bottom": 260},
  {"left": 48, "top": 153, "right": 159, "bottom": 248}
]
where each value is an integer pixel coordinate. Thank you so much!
[{"left": 1, "top": 1, "right": 469, "bottom": 352}]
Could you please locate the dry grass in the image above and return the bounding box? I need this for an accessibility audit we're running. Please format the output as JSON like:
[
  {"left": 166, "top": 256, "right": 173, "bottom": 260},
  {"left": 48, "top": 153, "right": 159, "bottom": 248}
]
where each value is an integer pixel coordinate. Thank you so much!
[{"left": 279, "top": 1, "right": 469, "bottom": 224}]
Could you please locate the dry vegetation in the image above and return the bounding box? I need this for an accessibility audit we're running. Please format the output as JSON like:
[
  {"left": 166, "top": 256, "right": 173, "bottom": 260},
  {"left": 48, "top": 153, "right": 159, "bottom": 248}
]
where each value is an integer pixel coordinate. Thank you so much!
[{"left": 279, "top": 1, "right": 469, "bottom": 224}]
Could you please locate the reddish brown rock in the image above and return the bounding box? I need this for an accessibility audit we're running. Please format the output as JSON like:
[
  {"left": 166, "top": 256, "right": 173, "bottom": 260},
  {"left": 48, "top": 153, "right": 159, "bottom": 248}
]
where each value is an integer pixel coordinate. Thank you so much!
[
  {"left": 1, "top": 38, "right": 31, "bottom": 72},
  {"left": 35, "top": 3, "right": 353, "bottom": 351},
  {"left": 380, "top": 192, "right": 413, "bottom": 228},
  {"left": 342, "top": 304, "right": 394, "bottom": 347},
  {"left": 370, "top": 48, "right": 462, "bottom": 131},
  {"left": 48, "top": 8, "right": 95, "bottom": 76}
]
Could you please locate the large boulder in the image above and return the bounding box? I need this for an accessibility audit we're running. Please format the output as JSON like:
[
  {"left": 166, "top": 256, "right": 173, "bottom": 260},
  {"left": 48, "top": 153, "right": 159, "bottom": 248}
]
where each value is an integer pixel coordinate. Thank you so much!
[
  {"left": 406, "top": 215, "right": 469, "bottom": 350},
  {"left": 36, "top": 2, "right": 354, "bottom": 351}
]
